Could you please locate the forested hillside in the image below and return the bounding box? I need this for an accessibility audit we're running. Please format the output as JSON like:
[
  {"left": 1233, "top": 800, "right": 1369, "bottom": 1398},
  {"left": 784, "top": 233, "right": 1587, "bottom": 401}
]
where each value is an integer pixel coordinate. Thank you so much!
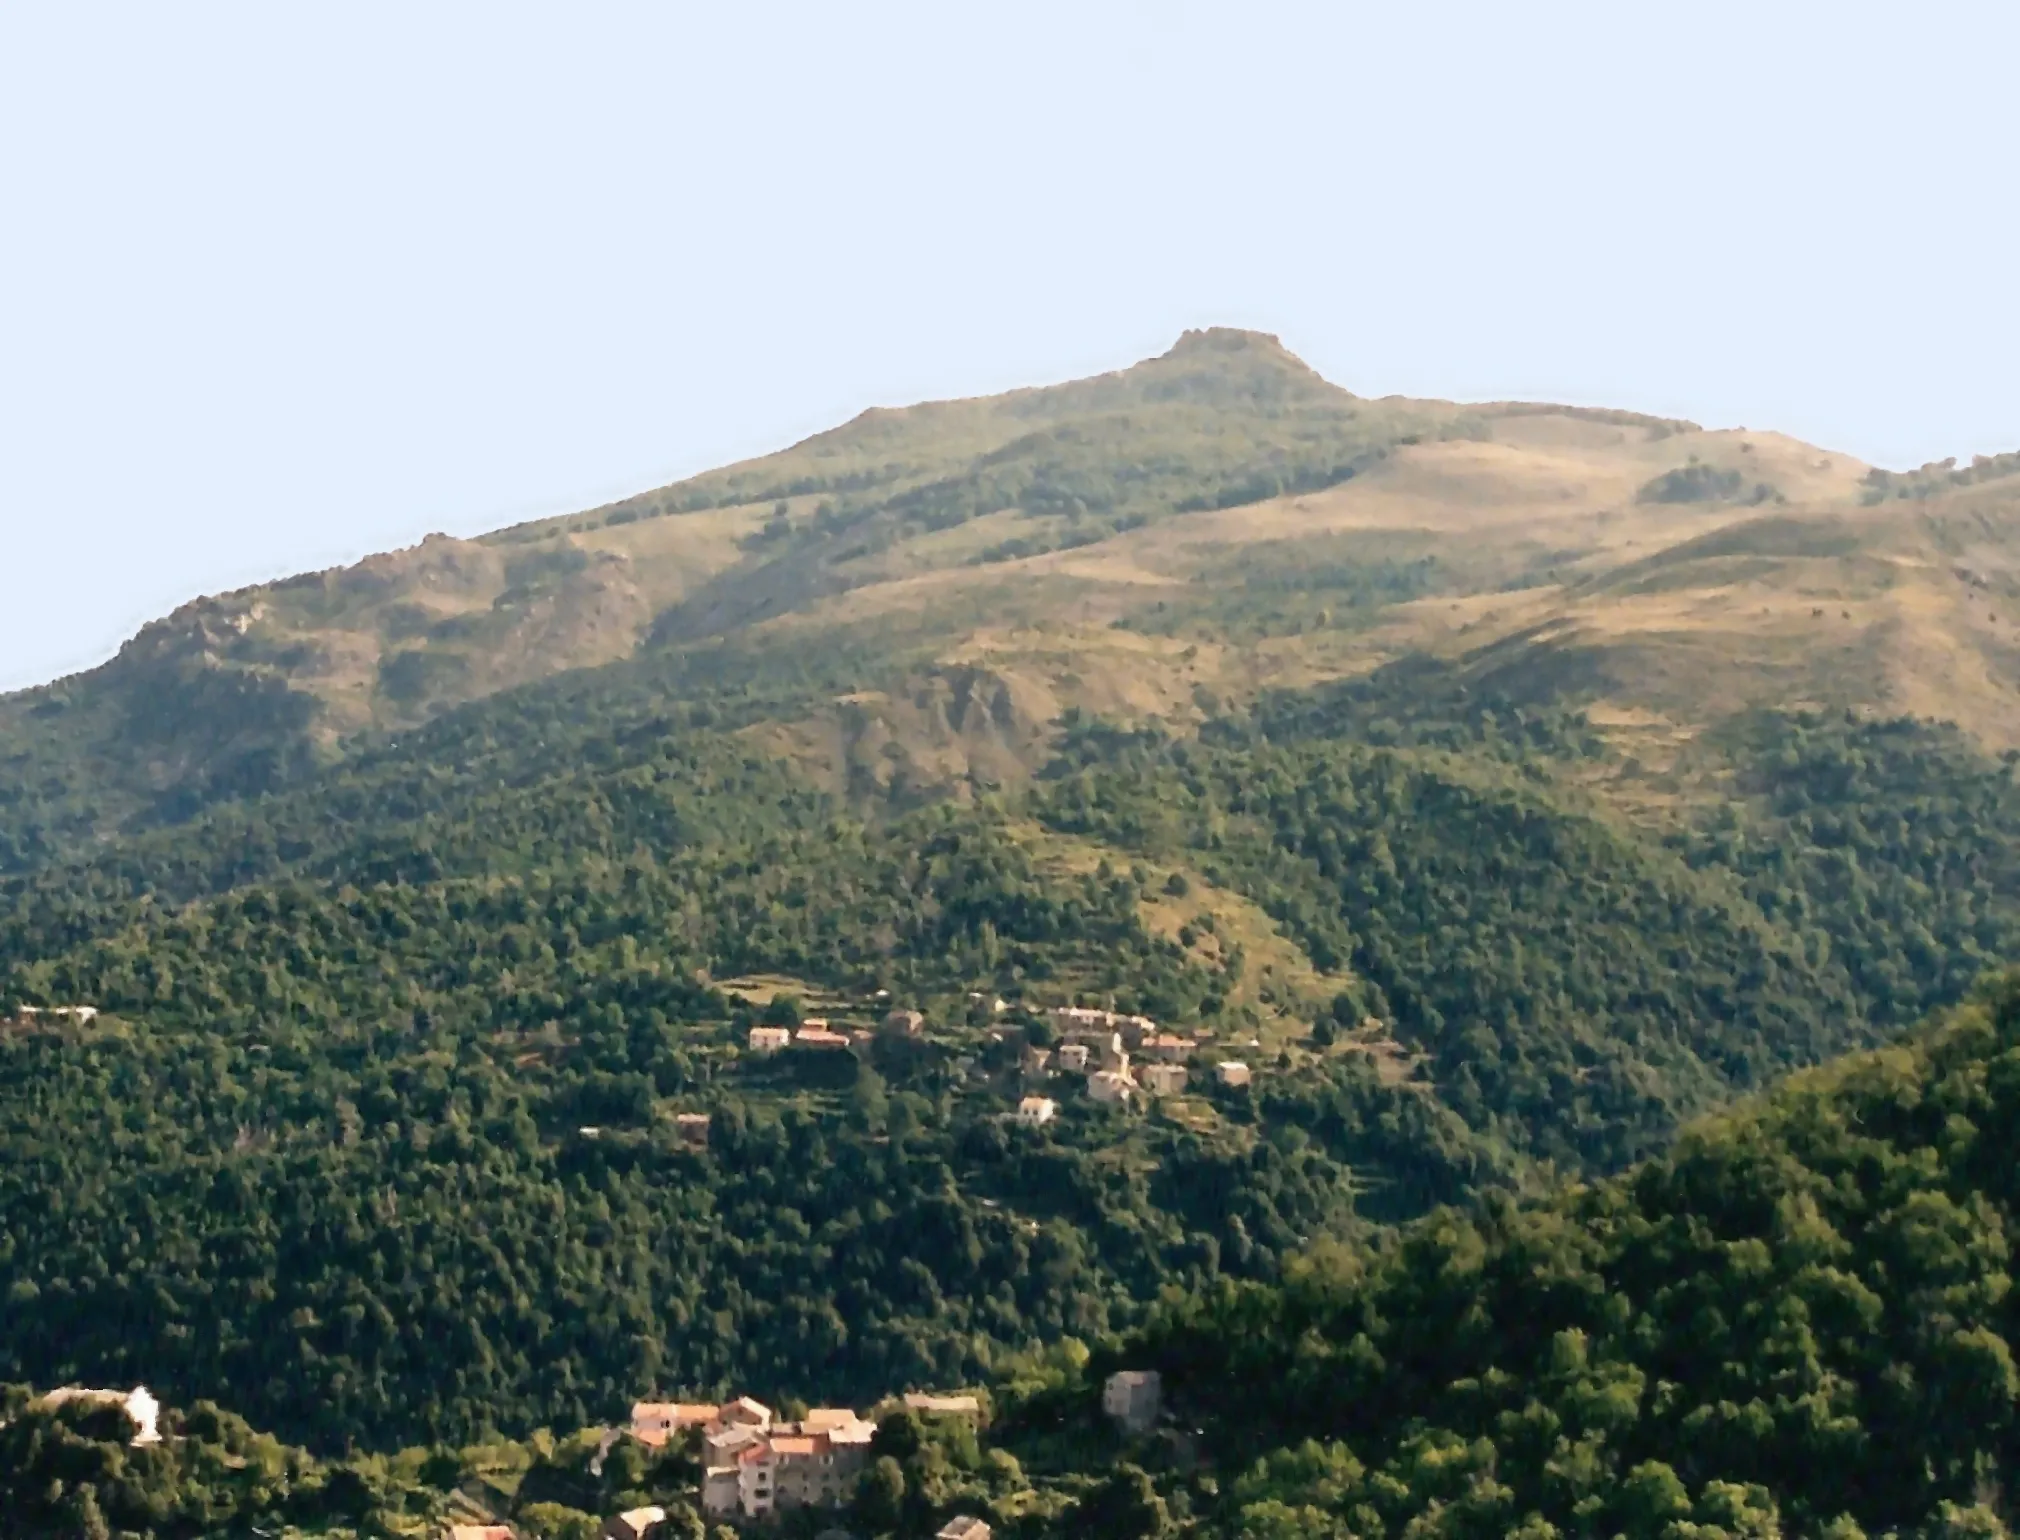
[
  {"left": 1063, "top": 972, "right": 2020, "bottom": 1538},
  {"left": 3, "top": 330, "right": 2020, "bottom": 1512},
  {"left": 9, "top": 978, "right": 2020, "bottom": 1539},
  {"left": 1, "top": 657, "right": 2016, "bottom": 1454}
]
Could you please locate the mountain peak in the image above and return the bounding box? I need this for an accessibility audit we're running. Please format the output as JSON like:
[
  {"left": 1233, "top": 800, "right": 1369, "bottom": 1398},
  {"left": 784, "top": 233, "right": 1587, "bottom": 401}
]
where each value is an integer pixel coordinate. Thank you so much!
[
  {"left": 1162, "top": 326, "right": 1294, "bottom": 358},
  {"left": 1127, "top": 326, "right": 1343, "bottom": 404}
]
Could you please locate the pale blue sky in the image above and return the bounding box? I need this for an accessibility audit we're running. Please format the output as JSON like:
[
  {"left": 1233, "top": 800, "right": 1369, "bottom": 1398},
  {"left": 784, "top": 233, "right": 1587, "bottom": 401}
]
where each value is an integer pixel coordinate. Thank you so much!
[{"left": 3, "top": 2, "right": 2015, "bottom": 692}]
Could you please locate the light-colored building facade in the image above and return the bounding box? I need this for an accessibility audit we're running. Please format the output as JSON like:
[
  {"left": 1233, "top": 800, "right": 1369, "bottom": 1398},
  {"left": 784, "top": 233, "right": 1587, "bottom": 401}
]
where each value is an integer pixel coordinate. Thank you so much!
[
  {"left": 686, "top": 1398, "right": 876, "bottom": 1521},
  {"left": 36, "top": 1386, "right": 160, "bottom": 1445},
  {"left": 747, "top": 1026, "right": 792, "bottom": 1054},
  {"left": 602, "top": 1508, "right": 665, "bottom": 1540},
  {"left": 904, "top": 1393, "right": 983, "bottom": 1421},
  {"left": 1215, "top": 1060, "right": 1253, "bottom": 1087},
  {"left": 1088, "top": 1070, "right": 1135, "bottom": 1105},
  {"left": 673, "top": 1113, "right": 711, "bottom": 1149},
  {"left": 631, "top": 1399, "right": 741, "bottom": 1448},
  {"left": 1016, "top": 1097, "right": 1056, "bottom": 1126},
  {"left": 1140, "top": 1063, "right": 1188, "bottom": 1096},
  {"left": 1048, "top": 1006, "right": 1156, "bottom": 1039}
]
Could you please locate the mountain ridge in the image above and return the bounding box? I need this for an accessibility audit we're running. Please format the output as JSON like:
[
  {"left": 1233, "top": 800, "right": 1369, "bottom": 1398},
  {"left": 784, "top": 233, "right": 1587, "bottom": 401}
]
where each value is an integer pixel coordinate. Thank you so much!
[{"left": 15, "top": 327, "right": 2014, "bottom": 880}]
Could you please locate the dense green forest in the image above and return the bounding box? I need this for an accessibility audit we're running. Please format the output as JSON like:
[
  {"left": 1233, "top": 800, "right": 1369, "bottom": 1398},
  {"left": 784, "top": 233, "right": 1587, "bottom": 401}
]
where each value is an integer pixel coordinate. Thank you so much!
[
  {"left": 11, "top": 977, "right": 2020, "bottom": 1538},
  {"left": 0, "top": 646, "right": 2016, "bottom": 1458},
  {"left": 0, "top": 989, "right": 1485, "bottom": 1450},
  {"left": 1083, "top": 972, "right": 2020, "bottom": 1538}
]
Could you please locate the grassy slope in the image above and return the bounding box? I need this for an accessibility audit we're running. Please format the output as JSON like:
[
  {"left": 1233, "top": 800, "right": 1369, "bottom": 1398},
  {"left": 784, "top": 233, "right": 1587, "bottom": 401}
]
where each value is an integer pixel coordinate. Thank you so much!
[{"left": 21, "top": 326, "right": 2020, "bottom": 872}]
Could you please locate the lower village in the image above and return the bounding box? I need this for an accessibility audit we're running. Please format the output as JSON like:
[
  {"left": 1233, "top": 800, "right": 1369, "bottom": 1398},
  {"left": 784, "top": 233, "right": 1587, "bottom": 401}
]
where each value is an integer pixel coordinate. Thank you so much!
[{"left": 438, "top": 1372, "right": 1161, "bottom": 1540}]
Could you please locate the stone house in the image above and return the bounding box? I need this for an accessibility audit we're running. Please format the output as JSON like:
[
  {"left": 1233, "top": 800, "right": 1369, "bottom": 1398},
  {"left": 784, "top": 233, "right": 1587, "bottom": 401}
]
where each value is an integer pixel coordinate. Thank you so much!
[
  {"left": 1140, "top": 1063, "right": 1188, "bottom": 1096},
  {"left": 1103, "top": 1370, "right": 1162, "bottom": 1434},
  {"left": 673, "top": 1112, "right": 711, "bottom": 1149},
  {"left": 689, "top": 1399, "right": 876, "bottom": 1521},
  {"left": 1088, "top": 1070, "right": 1135, "bottom": 1105},
  {"left": 794, "top": 1026, "right": 852, "bottom": 1050}
]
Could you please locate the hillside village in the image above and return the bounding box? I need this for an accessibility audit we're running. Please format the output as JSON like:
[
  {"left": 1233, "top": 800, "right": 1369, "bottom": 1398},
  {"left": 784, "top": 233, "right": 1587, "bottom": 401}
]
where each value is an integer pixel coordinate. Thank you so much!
[{"left": 737, "top": 997, "right": 1262, "bottom": 1123}]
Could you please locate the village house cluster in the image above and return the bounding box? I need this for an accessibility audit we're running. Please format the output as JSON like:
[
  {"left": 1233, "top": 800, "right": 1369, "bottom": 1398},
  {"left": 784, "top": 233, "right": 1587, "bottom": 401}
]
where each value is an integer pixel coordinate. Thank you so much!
[
  {"left": 746, "top": 1005, "right": 928, "bottom": 1057},
  {"left": 730, "top": 992, "right": 1256, "bottom": 1138},
  {"left": 1029, "top": 1005, "right": 1250, "bottom": 1109},
  {"left": 630, "top": 1395, "right": 880, "bottom": 1521}
]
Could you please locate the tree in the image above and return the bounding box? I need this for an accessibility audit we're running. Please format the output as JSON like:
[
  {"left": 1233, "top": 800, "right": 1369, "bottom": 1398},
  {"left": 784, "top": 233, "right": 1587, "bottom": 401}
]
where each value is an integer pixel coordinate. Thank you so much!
[
  {"left": 1075, "top": 1463, "right": 1170, "bottom": 1539},
  {"left": 853, "top": 1455, "right": 906, "bottom": 1534},
  {"left": 872, "top": 1409, "right": 924, "bottom": 1462}
]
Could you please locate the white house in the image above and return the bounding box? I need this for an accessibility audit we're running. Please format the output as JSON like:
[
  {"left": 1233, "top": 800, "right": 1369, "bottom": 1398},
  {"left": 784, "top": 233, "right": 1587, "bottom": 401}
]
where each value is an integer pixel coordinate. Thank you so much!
[
  {"left": 747, "top": 1026, "right": 792, "bottom": 1054},
  {"left": 604, "top": 1507, "right": 666, "bottom": 1540},
  {"left": 1215, "top": 1061, "right": 1253, "bottom": 1087},
  {"left": 1016, "top": 1097, "right": 1057, "bottom": 1126},
  {"left": 36, "top": 1386, "right": 160, "bottom": 1445}
]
